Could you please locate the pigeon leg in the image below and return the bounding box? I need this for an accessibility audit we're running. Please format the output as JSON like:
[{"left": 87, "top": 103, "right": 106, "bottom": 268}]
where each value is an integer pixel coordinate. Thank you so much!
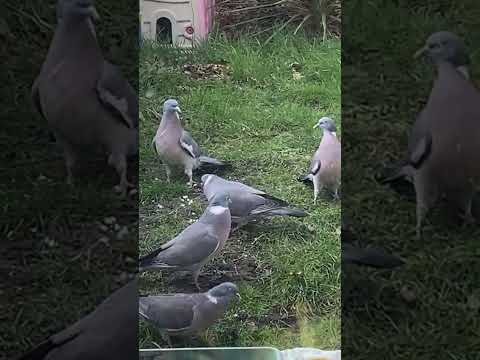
[
  {"left": 192, "top": 269, "right": 202, "bottom": 291},
  {"left": 313, "top": 178, "right": 322, "bottom": 205},
  {"left": 333, "top": 187, "right": 340, "bottom": 200},
  {"left": 185, "top": 166, "right": 194, "bottom": 187},
  {"left": 414, "top": 175, "right": 437, "bottom": 239},
  {"left": 164, "top": 164, "right": 172, "bottom": 183},
  {"left": 458, "top": 193, "right": 476, "bottom": 226},
  {"left": 415, "top": 203, "right": 427, "bottom": 240},
  {"left": 231, "top": 219, "right": 247, "bottom": 233},
  {"left": 231, "top": 223, "right": 243, "bottom": 233},
  {"left": 62, "top": 143, "right": 77, "bottom": 186},
  {"left": 109, "top": 152, "right": 129, "bottom": 197}
]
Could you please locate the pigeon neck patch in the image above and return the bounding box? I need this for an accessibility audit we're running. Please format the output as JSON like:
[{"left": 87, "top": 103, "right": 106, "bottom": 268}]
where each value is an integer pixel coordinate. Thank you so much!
[
  {"left": 456, "top": 65, "right": 469, "bottom": 79},
  {"left": 209, "top": 206, "right": 228, "bottom": 215},
  {"left": 206, "top": 294, "right": 218, "bottom": 304}
]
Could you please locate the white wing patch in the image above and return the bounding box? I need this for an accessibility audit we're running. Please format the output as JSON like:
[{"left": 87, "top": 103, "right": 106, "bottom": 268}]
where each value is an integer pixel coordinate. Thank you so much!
[
  {"left": 206, "top": 294, "right": 218, "bottom": 304},
  {"left": 310, "top": 161, "right": 321, "bottom": 175},
  {"left": 209, "top": 206, "right": 228, "bottom": 215},
  {"left": 203, "top": 175, "right": 213, "bottom": 187},
  {"left": 181, "top": 141, "right": 196, "bottom": 158}
]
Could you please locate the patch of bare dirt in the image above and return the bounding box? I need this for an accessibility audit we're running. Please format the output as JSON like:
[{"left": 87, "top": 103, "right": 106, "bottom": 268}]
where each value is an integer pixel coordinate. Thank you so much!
[{"left": 182, "top": 63, "right": 231, "bottom": 81}]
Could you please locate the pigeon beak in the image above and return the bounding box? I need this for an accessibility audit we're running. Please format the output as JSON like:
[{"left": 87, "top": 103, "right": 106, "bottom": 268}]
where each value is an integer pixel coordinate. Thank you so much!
[
  {"left": 90, "top": 6, "right": 100, "bottom": 21},
  {"left": 236, "top": 293, "right": 242, "bottom": 300},
  {"left": 313, "top": 123, "right": 320, "bottom": 129},
  {"left": 175, "top": 106, "right": 182, "bottom": 114},
  {"left": 413, "top": 45, "right": 427, "bottom": 59}
]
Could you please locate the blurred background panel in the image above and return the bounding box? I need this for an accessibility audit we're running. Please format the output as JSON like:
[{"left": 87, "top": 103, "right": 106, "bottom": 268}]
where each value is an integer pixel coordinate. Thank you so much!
[
  {"left": 0, "top": 1, "right": 138, "bottom": 358},
  {"left": 342, "top": 0, "right": 480, "bottom": 358}
]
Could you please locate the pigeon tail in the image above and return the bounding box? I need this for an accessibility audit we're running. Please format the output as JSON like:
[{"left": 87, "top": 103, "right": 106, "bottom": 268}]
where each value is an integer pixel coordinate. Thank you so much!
[
  {"left": 298, "top": 174, "right": 314, "bottom": 187},
  {"left": 15, "top": 332, "right": 78, "bottom": 360},
  {"left": 139, "top": 247, "right": 164, "bottom": 271},
  {"left": 346, "top": 247, "right": 405, "bottom": 268},
  {"left": 376, "top": 164, "right": 416, "bottom": 200},
  {"left": 15, "top": 340, "right": 55, "bottom": 360},
  {"left": 267, "top": 207, "right": 308, "bottom": 217},
  {"left": 197, "top": 156, "right": 232, "bottom": 173}
]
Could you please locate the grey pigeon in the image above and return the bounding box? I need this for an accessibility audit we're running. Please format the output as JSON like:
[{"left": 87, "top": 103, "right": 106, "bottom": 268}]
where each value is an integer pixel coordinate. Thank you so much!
[
  {"left": 342, "top": 221, "right": 404, "bottom": 268},
  {"left": 202, "top": 174, "right": 307, "bottom": 231},
  {"left": 139, "top": 282, "right": 239, "bottom": 338},
  {"left": 152, "top": 99, "right": 230, "bottom": 186},
  {"left": 402, "top": 32, "right": 480, "bottom": 237},
  {"left": 31, "top": 0, "right": 138, "bottom": 197},
  {"left": 16, "top": 279, "right": 137, "bottom": 360},
  {"left": 139, "top": 193, "right": 232, "bottom": 289},
  {"left": 299, "top": 117, "right": 341, "bottom": 203}
]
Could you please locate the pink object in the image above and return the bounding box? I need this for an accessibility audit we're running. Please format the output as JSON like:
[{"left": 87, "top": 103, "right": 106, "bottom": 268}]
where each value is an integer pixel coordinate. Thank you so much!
[
  {"left": 141, "top": 0, "right": 216, "bottom": 46},
  {"left": 195, "top": 0, "right": 215, "bottom": 40}
]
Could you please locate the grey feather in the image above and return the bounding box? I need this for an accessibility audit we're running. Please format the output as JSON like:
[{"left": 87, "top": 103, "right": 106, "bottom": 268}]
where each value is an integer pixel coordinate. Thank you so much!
[
  {"left": 202, "top": 174, "right": 307, "bottom": 231},
  {"left": 33, "top": 0, "right": 137, "bottom": 196},
  {"left": 408, "top": 32, "right": 480, "bottom": 237},
  {"left": 342, "top": 222, "right": 404, "bottom": 269},
  {"left": 139, "top": 193, "right": 232, "bottom": 289},
  {"left": 16, "top": 279, "right": 138, "bottom": 360},
  {"left": 152, "top": 99, "right": 230, "bottom": 185},
  {"left": 304, "top": 117, "right": 341, "bottom": 203},
  {"left": 139, "top": 282, "right": 239, "bottom": 336}
]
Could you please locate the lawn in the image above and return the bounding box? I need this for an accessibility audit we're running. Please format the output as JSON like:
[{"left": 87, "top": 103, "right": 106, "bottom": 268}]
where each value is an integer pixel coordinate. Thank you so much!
[
  {"left": 139, "top": 34, "right": 341, "bottom": 349},
  {"left": 342, "top": 1, "right": 480, "bottom": 359}
]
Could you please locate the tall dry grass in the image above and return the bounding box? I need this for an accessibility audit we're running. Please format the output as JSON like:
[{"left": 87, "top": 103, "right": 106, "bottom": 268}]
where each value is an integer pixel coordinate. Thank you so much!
[{"left": 216, "top": 0, "right": 341, "bottom": 40}]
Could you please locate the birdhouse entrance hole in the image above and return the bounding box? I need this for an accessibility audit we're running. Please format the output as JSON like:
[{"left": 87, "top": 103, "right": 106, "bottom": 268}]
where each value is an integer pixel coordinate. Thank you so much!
[{"left": 156, "top": 17, "right": 172, "bottom": 44}]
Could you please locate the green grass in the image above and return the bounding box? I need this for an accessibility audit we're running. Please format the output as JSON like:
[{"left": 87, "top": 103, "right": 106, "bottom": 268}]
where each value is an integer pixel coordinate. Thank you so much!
[
  {"left": 139, "top": 34, "right": 341, "bottom": 349},
  {"left": 343, "top": 1, "right": 480, "bottom": 359},
  {"left": 1, "top": 1, "right": 138, "bottom": 358}
]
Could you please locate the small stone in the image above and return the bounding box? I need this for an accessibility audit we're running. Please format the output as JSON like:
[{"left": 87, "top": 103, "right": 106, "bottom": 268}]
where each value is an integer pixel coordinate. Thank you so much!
[
  {"left": 98, "top": 236, "right": 110, "bottom": 245},
  {"left": 307, "top": 224, "right": 316, "bottom": 233},
  {"left": 44, "top": 237, "right": 56, "bottom": 247},
  {"left": 116, "top": 226, "right": 129, "bottom": 240},
  {"left": 467, "top": 294, "right": 480, "bottom": 311},
  {"left": 125, "top": 257, "right": 136, "bottom": 264},
  {"left": 400, "top": 285, "right": 417, "bottom": 303},
  {"left": 104, "top": 216, "right": 116, "bottom": 225}
]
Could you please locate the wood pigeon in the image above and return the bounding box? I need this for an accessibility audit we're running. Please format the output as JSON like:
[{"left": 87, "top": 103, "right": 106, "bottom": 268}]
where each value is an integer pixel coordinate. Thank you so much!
[
  {"left": 299, "top": 117, "right": 341, "bottom": 203},
  {"left": 31, "top": 0, "right": 138, "bottom": 197},
  {"left": 202, "top": 174, "right": 307, "bottom": 231},
  {"left": 16, "top": 279, "right": 138, "bottom": 360},
  {"left": 139, "top": 282, "right": 239, "bottom": 338},
  {"left": 139, "top": 193, "right": 232, "bottom": 290},
  {"left": 152, "top": 99, "right": 230, "bottom": 186}
]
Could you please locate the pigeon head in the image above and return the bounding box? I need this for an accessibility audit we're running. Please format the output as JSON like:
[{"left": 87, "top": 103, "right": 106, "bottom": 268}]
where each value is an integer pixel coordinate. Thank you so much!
[
  {"left": 163, "top": 99, "right": 182, "bottom": 114},
  {"left": 209, "top": 193, "right": 232, "bottom": 208},
  {"left": 59, "top": 0, "right": 100, "bottom": 21},
  {"left": 314, "top": 117, "right": 337, "bottom": 133},
  {"left": 414, "top": 31, "right": 470, "bottom": 67},
  {"left": 208, "top": 282, "right": 239, "bottom": 299}
]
